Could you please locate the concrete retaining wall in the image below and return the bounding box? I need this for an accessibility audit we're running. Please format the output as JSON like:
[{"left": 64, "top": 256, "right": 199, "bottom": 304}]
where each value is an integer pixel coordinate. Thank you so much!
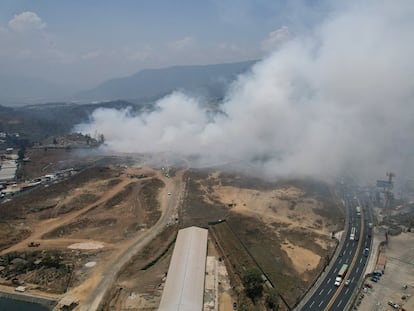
[{"left": 0, "top": 290, "right": 57, "bottom": 310}]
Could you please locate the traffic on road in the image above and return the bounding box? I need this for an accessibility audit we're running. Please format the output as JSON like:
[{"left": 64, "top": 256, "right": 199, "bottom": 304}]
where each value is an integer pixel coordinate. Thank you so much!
[{"left": 300, "top": 185, "right": 373, "bottom": 311}]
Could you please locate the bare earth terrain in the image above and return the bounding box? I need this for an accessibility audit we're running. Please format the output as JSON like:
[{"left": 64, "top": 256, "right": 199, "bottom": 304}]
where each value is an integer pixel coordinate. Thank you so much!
[
  {"left": 0, "top": 150, "right": 344, "bottom": 311},
  {"left": 181, "top": 170, "right": 343, "bottom": 310}
]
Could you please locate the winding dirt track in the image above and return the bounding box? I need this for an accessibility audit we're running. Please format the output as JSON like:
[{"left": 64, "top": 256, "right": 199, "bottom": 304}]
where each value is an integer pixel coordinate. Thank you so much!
[
  {"left": 76, "top": 170, "right": 185, "bottom": 311},
  {"left": 0, "top": 167, "right": 185, "bottom": 311},
  {"left": 0, "top": 177, "right": 135, "bottom": 256}
]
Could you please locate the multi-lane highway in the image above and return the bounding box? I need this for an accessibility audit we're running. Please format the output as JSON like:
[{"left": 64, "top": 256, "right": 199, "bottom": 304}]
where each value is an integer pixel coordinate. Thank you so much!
[{"left": 300, "top": 187, "right": 373, "bottom": 311}]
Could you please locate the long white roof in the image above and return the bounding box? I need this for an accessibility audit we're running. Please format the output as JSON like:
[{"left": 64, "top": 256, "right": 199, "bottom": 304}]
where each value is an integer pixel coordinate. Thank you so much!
[
  {"left": 158, "top": 226, "right": 208, "bottom": 311},
  {"left": 0, "top": 160, "right": 17, "bottom": 182}
]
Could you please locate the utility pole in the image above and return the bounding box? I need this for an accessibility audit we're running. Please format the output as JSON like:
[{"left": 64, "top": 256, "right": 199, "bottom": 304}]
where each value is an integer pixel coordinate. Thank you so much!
[{"left": 384, "top": 172, "right": 395, "bottom": 218}]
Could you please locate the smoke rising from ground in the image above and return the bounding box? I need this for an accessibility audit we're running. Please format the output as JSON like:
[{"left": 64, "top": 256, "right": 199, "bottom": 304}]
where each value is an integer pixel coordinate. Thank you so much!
[{"left": 76, "top": 1, "right": 414, "bottom": 182}]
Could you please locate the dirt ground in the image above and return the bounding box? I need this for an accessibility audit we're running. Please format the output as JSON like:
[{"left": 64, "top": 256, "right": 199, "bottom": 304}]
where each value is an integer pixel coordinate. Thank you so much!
[
  {"left": 210, "top": 183, "right": 336, "bottom": 270},
  {"left": 0, "top": 152, "right": 179, "bottom": 309},
  {"left": 182, "top": 170, "right": 342, "bottom": 309},
  {"left": 102, "top": 225, "right": 178, "bottom": 311},
  {"left": 356, "top": 232, "right": 414, "bottom": 311},
  {"left": 23, "top": 148, "right": 100, "bottom": 179},
  {"left": 0, "top": 152, "right": 345, "bottom": 311}
]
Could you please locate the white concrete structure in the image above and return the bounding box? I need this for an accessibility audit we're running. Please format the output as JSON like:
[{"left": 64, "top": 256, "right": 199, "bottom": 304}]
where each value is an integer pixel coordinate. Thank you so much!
[
  {"left": 158, "top": 226, "right": 208, "bottom": 311},
  {"left": 0, "top": 160, "right": 17, "bottom": 182}
]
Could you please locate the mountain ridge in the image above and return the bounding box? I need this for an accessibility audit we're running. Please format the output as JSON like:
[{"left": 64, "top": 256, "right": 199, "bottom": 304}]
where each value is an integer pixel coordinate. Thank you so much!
[{"left": 75, "top": 60, "right": 257, "bottom": 102}]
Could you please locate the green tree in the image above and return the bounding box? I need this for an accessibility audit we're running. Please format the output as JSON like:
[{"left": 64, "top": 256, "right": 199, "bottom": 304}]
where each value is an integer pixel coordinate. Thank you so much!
[
  {"left": 15, "top": 166, "right": 24, "bottom": 180},
  {"left": 242, "top": 268, "right": 264, "bottom": 301},
  {"left": 18, "top": 146, "right": 26, "bottom": 160},
  {"left": 99, "top": 134, "right": 105, "bottom": 144},
  {"left": 265, "top": 288, "right": 279, "bottom": 310},
  {"left": 42, "top": 250, "right": 63, "bottom": 269}
]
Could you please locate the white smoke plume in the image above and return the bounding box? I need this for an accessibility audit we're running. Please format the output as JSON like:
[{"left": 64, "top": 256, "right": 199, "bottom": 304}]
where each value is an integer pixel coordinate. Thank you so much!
[{"left": 76, "top": 1, "right": 414, "bottom": 182}]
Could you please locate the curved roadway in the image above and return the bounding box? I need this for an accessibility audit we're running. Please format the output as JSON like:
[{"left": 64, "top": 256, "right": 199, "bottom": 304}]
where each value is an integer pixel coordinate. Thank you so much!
[{"left": 299, "top": 187, "right": 373, "bottom": 311}]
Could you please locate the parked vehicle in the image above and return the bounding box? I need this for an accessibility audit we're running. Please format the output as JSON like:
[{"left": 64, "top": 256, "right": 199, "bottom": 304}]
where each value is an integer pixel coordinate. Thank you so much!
[
  {"left": 373, "top": 271, "right": 382, "bottom": 277},
  {"left": 388, "top": 301, "right": 399, "bottom": 309}
]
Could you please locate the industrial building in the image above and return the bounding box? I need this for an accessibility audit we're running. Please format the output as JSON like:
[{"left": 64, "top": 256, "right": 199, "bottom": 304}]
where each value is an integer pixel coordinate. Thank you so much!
[
  {"left": 158, "top": 226, "right": 208, "bottom": 311},
  {"left": 0, "top": 160, "right": 17, "bottom": 182}
]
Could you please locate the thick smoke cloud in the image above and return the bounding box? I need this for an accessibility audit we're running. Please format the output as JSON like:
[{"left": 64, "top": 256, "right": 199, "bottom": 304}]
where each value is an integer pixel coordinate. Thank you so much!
[{"left": 76, "top": 1, "right": 414, "bottom": 182}]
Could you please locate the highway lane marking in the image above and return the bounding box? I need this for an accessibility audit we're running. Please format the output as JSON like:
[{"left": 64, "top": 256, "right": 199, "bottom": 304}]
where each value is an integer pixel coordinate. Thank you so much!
[
  {"left": 356, "top": 266, "right": 360, "bottom": 273},
  {"left": 319, "top": 300, "right": 324, "bottom": 307},
  {"left": 338, "top": 299, "right": 343, "bottom": 307},
  {"left": 349, "top": 250, "right": 352, "bottom": 255},
  {"left": 310, "top": 301, "right": 315, "bottom": 308},
  {"left": 346, "top": 242, "right": 349, "bottom": 247},
  {"left": 339, "top": 258, "right": 342, "bottom": 263},
  {"left": 327, "top": 278, "right": 331, "bottom": 283},
  {"left": 360, "top": 258, "right": 363, "bottom": 263},
  {"left": 334, "top": 267, "right": 338, "bottom": 273},
  {"left": 319, "top": 289, "right": 324, "bottom": 295},
  {"left": 345, "top": 288, "right": 349, "bottom": 295},
  {"left": 328, "top": 288, "right": 332, "bottom": 295},
  {"left": 324, "top": 194, "right": 365, "bottom": 311}
]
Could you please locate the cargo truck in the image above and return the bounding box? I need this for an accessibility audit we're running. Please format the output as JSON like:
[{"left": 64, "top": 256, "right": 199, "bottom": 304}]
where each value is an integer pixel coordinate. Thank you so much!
[{"left": 334, "top": 264, "right": 349, "bottom": 286}]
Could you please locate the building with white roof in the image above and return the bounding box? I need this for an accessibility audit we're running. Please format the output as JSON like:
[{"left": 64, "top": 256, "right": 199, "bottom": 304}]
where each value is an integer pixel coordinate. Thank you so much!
[
  {"left": 0, "top": 160, "right": 17, "bottom": 182},
  {"left": 158, "top": 226, "right": 208, "bottom": 311}
]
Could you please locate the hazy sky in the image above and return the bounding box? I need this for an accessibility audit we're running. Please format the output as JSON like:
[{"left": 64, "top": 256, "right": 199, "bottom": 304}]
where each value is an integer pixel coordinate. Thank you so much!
[
  {"left": 0, "top": 0, "right": 329, "bottom": 89},
  {"left": 77, "top": 0, "right": 414, "bottom": 183}
]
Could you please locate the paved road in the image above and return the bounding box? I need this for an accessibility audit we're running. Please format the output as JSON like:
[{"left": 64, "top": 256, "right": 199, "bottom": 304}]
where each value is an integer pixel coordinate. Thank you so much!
[
  {"left": 329, "top": 191, "right": 373, "bottom": 311},
  {"left": 299, "top": 185, "right": 373, "bottom": 311},
  {"left": 77, "top": 172, "right": 185, "bottom": 311}
]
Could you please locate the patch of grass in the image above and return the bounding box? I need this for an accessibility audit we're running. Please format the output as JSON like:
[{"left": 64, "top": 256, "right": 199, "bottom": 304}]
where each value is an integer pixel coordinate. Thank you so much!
[
  {"left": 0, "top": 166, "right": 117, "bottom": 221},
  {"left": 50, "top": 193, "right": 99, "bottom": 216},
  {"left": 139, "top": 178, "right": 164, "bottom": 226},
  {"left": 104, "top": 182, "right": 137, "bottom": 209},
  {"left": 0, "top": 223, "right": 31, "bottom": 251},
  {"left": 141, "top": 237, "right": 176, "bottom": 271}
]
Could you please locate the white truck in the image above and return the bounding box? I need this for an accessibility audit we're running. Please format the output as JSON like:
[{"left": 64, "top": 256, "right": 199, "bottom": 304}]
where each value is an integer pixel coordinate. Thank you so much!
[{"left": 335, "top": 264, "right": 349, "bottom": 286}]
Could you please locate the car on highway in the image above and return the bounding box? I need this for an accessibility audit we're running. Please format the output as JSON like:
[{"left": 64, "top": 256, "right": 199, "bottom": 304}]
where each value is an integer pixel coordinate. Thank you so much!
[
  {"left": 363, "top": 247, "right": 369, "bottom": 256},
  {"left": 233, "top": 302, "right": 237, "bottom": 310},
  {"left": 345, "top": 279, "right": 351, "bottom": 286}
]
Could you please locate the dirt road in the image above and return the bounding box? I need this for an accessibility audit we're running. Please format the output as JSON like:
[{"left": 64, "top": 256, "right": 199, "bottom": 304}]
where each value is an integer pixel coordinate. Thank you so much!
[
  {"left": 0, "top": 177, "right": 135, "bottom": 255},
  {"left": 75, "top": 170, "right": 185, "bottom": 311}
]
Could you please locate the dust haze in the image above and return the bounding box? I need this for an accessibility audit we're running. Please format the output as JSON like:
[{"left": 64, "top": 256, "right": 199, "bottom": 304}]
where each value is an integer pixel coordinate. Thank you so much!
[{"left": 76, "top": 1, "right": 414, "bottom": 182}]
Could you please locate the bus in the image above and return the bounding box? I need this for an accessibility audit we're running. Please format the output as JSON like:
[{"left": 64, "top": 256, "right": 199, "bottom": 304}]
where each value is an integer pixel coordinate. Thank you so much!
[
  {"left": 350, "top": 227, "right": 356, "bottom": 241},
  {"left": 356, "top": 206, "right": 361, "bottom": 216},
  {"left": 335, "top": 264, "right": 349, "bottom": 286}
]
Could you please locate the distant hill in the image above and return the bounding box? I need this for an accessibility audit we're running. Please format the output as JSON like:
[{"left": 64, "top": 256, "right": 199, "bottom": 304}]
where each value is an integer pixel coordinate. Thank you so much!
[{"left": 76, "top": 60, "right": 257, "bottom": 102}]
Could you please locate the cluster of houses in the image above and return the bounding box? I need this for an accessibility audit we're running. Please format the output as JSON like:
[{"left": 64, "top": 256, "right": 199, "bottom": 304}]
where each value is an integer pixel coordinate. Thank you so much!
[
  {"left": 0, "top": 148, "right": 18, "bottom": 197},
  {"left": 33, "top": 133, "right": 101, "bottom": 150},
  {"left": 0, "top": 131, "right": 20, "bottom": 145},
  {"left": 0, "top": 146, "right": 76, "bottom": 200}
]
